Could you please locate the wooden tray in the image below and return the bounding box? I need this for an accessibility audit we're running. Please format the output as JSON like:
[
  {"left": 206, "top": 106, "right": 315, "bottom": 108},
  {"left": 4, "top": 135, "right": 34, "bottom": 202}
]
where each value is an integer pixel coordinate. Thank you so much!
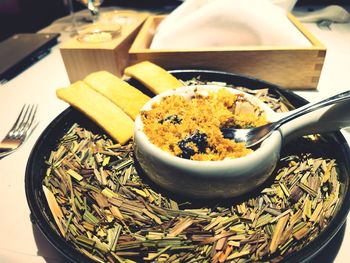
[{"left": 129, "top": 14, "right": 326, "bottom": 90}]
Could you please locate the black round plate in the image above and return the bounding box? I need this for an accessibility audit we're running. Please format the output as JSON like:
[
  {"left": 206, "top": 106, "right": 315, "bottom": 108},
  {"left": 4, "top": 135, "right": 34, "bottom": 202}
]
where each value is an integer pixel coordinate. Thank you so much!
[{"left": 25, "top": 70, "right": 350, "bottom": 263}]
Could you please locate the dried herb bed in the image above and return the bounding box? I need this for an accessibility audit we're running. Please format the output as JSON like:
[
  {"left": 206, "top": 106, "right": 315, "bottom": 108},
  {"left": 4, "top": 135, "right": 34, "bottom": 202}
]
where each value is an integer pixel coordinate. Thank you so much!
[{"left": 42, "top": 81, "right": 341, "bottom": 263}]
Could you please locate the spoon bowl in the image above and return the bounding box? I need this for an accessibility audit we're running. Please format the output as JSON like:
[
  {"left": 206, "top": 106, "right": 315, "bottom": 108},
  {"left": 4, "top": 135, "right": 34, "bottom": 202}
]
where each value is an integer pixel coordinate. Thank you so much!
[{"left": 222, "top": 90, "right": 350, "bottom": 147}]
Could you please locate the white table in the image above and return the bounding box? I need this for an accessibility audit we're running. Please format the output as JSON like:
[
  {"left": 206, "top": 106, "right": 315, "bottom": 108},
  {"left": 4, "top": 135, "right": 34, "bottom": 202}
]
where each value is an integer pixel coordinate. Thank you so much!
[{"left": 0, "top": 12, "right": 350, "bottom": 263}]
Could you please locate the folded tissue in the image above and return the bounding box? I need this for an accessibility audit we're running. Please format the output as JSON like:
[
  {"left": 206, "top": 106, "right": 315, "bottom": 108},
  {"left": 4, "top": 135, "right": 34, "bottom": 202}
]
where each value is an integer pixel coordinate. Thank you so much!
[{"left": 150, "top": 0, "right": 311, "bottom": 49}]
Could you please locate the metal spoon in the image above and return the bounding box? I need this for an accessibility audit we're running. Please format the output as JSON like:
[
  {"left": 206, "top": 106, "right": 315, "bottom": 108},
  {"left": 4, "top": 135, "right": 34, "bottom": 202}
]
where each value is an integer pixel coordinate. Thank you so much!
[{"left": 222, "top": 90, "right": 350, "bottom": 147}]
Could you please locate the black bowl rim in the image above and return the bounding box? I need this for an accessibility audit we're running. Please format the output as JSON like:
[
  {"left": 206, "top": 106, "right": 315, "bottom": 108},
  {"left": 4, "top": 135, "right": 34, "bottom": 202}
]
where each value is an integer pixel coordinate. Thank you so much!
[{"left": 25, "top": 69, "right": 350, "bottom": 263}]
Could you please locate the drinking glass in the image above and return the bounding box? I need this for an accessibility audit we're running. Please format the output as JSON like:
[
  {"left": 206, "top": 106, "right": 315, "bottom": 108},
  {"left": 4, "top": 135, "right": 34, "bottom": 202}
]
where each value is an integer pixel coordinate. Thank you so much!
[
  {"left": 60, "top": 0, "right": 78, "bottom": 34},
  {"left": 60, "top": 0, "right": 93, "bottom": 35},
  {"left": 100, "top": 10, "right": 138, "bottom": 27},
  {"left": 74, "top": 0, "right": 123, "bottom": 44}
]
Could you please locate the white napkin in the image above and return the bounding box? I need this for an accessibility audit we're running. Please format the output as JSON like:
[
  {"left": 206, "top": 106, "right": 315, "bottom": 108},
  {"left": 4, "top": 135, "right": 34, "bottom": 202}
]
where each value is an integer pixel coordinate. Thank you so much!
[{"left": 150, "top": 0, "right": 311, "bottom": 49}]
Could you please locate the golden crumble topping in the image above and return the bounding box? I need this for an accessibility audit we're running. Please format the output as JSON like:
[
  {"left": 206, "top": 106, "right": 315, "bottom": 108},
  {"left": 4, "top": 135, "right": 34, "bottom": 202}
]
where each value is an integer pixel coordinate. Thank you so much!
[{"left": 141, "top": 89, "right": 267, "bottom": 161}]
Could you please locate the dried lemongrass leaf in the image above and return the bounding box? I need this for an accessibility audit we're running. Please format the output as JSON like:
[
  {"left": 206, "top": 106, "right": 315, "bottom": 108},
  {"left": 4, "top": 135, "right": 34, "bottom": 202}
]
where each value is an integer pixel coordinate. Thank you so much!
[
  {"left": 269, "top": 214, "right": 290, "bottom": 254},
  {"left": 43, "top": 185, "right": 66, "bottom": 237},
  {"left": 169, "top": 217, "right": 194, "bottom": 237}
]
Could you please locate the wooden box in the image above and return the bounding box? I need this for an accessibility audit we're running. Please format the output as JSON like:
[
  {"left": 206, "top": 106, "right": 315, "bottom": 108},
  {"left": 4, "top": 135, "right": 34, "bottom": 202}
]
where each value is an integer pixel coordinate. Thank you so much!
[
  {"left": 60, "top": 13, "right": 148, "bottom": 83},
  {"left": 129, "top": 14, "right": 326, "bottom": 90}
]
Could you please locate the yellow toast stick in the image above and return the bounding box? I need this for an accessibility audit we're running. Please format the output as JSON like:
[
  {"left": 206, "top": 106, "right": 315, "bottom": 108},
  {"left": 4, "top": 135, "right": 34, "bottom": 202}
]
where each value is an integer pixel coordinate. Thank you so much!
[
  {"left": 56, "top": 81, "right": 134, "bottom": 145},
  {"left": 124, "top": 61, "right": 183, "bottom": 95},
  {"left": 84, "top": 71, "right": 150, "bottom": 120}
]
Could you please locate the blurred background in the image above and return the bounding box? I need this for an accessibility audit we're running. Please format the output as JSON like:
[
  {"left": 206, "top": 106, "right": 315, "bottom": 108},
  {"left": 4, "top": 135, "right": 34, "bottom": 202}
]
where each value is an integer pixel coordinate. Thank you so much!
[{"left": 0, "top": 0, "right": 348, "bottom": 42}]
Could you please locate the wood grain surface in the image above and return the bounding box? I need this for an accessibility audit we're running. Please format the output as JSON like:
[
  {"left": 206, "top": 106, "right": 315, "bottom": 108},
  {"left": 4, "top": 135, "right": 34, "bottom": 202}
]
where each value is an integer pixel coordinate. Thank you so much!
[
  {"left": 60, "top": 13, "right": 148, "bottom": 83},
  {"left": 129, "top": 14, "right": 326, "bottom": 90}
]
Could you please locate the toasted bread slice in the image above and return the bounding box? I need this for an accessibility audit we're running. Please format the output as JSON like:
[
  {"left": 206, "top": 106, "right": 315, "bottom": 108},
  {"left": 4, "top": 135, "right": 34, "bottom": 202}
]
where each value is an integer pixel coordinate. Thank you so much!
[
  {"left": 84, "top": 71, "right": 150, "bottom": 120},
  {"left": 56, "top": 81, "right": 134, "bottom": 145},
  {"left": 124, "top": 61, "right": 183, "bottom": 95}
]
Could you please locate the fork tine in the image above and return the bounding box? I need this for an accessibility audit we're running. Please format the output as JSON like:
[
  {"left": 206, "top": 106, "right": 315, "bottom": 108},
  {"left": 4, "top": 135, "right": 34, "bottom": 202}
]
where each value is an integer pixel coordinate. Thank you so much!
[
  {"left": 25, "top": 120, "right": 39, "bottom": 140},
  {"left": 19, "top": 104, "right": 33, "bottom": 129},
  {"left": 11, "top": 105, "right": 31, "bottom": 137},
  {"left": 28, "top": 104, "right": 38, "bottom": 127},
  {"left": 8, "top": 105, "right": 27, "bottom": 132},
  {"left": 23, "top": 104, "right": 38, "bottom": 133},
  {"left": 18, "top": 104, "right": 37, "bottom": 136}
]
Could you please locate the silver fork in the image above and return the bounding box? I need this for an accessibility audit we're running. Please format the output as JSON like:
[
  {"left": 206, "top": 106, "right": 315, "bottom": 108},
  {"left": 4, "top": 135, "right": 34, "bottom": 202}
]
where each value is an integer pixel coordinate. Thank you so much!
[{"left": 0, "top": 104, "right": 38, "bottom": 158}]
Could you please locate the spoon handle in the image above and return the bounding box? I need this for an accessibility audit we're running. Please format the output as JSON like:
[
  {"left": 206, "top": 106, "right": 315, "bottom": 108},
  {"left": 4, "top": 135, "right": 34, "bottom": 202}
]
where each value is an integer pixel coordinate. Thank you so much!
[
  {"left": 279, "top": 90, "right": 350, "bottom": 142},
  {"left": 278, "top": 90, "right": 350, "bottom": 128}
]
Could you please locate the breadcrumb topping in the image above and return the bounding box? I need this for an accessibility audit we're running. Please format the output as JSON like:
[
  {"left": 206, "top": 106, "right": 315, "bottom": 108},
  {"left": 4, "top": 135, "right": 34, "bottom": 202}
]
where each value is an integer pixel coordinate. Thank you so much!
[{"left": 141, "top": 89, "right": 268, "bottom": 161}]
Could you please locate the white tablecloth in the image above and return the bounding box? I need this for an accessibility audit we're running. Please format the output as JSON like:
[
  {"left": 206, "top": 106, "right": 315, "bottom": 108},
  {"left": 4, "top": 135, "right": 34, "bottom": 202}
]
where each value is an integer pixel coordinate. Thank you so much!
[{"left": 0, "top": 10, "right": 350, "bottom": 263}]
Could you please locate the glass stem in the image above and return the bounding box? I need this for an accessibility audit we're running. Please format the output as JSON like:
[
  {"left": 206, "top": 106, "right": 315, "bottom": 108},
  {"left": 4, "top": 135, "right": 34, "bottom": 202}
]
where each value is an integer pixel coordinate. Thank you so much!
[
  {"left": 67, "top": 0, "right": 77, "bottom": 29},
  {"left": 87, "top": 0, "right": 99, "bottom": 24}
]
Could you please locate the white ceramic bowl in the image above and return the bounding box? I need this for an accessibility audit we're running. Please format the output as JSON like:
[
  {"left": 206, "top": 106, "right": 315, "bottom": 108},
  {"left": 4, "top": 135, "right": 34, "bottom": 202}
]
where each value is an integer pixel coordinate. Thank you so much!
[{"left": 134, "top": 85, "right": 282, "bottom": 199}]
